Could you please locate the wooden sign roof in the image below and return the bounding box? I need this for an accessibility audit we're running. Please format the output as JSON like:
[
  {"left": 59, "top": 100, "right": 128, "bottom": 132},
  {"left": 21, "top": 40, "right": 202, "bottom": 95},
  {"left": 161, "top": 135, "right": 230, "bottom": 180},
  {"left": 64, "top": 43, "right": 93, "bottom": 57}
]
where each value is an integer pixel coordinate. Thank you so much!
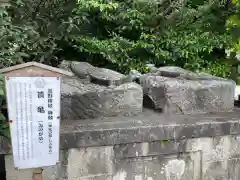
[{"left": 0, "top": 62, "right": 74, "bottom": 77}]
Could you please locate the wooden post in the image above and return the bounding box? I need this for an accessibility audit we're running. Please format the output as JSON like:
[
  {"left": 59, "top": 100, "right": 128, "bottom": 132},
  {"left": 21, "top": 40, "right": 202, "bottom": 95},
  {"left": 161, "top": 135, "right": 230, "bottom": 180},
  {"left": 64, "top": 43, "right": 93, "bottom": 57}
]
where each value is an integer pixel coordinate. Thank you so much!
[{"left": 33, "top": 168, "right": 43, "bottom": 180}]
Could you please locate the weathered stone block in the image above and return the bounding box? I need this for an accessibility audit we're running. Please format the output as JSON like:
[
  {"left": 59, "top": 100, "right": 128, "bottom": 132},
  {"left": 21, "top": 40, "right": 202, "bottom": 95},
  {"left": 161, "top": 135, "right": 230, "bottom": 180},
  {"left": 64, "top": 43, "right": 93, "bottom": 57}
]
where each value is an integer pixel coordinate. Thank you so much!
[
  {"left": 113, "top": 152, "right": 200, "bottom": 180},
  {"left": 185, "top": 136, "right": 240, "bottom": 163},
  {"left": 88, "top": 67, "right": 126, "bottom": 86},
  {"left": 71, "top": 61, "right": 94, "bottom": 79},
  {"left": 68, "top": 175, "right": 112, "bottom": 180},
  {"left": 114, "top": 141, "right": 184, "bottom": 159},
  {"left": 67, "top": 147, "right": 113, "bottom": 178},
  {"left": 61, "top": 77, "right": 143, "bottom": 120},
  {"left": 58, "top": 60, "right": 72, "bottom": 72},
  {"left": 140, "top": 66, "right": 235, "bottom": 114},
  {"left": 203, "top": 158, "right": 240, "bottom": 180},
  {"left": 203, "top": 161, "right": 228, "bottom": 180},
  {"left": 60, "top": 60, "right": 126, "bottom": 86}
]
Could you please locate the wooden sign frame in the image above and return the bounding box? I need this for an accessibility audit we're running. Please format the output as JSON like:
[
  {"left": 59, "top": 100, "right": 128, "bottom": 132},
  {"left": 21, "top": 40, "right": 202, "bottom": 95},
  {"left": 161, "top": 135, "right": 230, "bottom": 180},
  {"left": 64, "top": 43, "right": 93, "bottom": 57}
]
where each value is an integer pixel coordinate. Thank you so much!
[{"left": 0, "top": 62, "right": 73, "bottom": 180}]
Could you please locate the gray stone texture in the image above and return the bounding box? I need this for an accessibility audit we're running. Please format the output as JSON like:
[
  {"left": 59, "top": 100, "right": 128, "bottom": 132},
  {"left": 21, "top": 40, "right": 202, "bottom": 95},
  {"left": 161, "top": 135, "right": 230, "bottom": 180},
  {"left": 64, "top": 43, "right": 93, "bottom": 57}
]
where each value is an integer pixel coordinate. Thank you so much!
[
  {"left": 67, "top": 147, "right": 113, "bottom": 178},
  {"left": 58, "top": 60, "right": 72, "bottom": 72},
  {"left": 58, "top": 61, "right": 143, "bottom": 120},
  {"left": 88, "top": 67, "right": 126, "bottom": 86},
  {"left": 59, "top": 62, "right": 236, "bottom": 116},
  {"left": 113, "top": 154, "right": 198, "bottom": 180},
  {"left": 61, "top": 60, "right": 126, "bottom": 85},
  {"left": 61, "top": 76, "right": 143, "bottom": 120},
  {"left": 6, "top": 135, "right": 240, "bottom": 180},
  {"left": 64, "top": 135, "right": 240, "bottom": 180},
  {"left": 68, "top": 175, "right": 112, "bottom": 180},
  {"left": 146, "top": 63, "right": 158, "bottom": 73},
  {"left": 71, "top": 61, "right": 94, "bottom": 79},
  {"left": 140, "top": 66, "right": 236, "bottom": 114},
  {"left": 2, "top": 108, "right": 240, "bottom": 154}
]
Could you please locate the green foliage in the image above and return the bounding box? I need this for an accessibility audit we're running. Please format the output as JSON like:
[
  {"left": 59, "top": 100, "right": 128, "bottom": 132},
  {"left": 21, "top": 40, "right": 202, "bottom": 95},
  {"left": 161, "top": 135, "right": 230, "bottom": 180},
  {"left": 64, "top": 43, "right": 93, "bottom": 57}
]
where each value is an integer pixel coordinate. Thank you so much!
[
  {"left": 159, "top": 140, "right": 169, "bottom": 145},
  {"left": 0, "top": 0, "right": 73, "bottom": 68},
  {"left": 198, "top": 61, "right": 232, "bottom": 78},
  {"left": 0, "top": 4, "right": 32, "bottom": 67},
  {"left": 69, "top": 0, "right": 234, "bottom": 76},
  {"left": 0, "top": 0, "right": 235, "bottom": 77},
  {"left": 226, "top": 0, "right": 240, "bottom": 54},
  {"left": 0, "top": 75, "right": 9, "bottom": 138},
  {"left": 0, "top": 0, "right": 236, "bottom": 77}
]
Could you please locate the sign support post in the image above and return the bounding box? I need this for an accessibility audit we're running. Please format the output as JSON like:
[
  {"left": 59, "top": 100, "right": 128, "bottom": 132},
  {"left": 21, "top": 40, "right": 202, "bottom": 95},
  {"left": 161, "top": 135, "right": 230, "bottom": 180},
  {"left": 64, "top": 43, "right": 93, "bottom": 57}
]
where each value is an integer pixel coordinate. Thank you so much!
[{"left": 32, "top": 168, "right": 43, "bottom": 180}]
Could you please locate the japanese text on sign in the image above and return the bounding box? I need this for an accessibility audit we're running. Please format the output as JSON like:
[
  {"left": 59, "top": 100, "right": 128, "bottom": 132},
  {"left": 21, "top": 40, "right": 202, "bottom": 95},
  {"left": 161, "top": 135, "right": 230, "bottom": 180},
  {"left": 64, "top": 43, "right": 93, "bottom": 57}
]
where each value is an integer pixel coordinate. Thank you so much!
[{"left": 47, "top": 88, "right": 53, "bottom": 154}]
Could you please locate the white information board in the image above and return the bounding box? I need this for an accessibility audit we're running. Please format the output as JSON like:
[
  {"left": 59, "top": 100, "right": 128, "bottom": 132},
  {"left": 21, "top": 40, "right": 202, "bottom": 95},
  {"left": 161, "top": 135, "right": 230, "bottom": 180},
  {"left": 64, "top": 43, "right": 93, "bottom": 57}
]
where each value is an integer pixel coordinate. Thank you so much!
[{"left": 5, "top": 77, "right": 60, "bottom": 169}]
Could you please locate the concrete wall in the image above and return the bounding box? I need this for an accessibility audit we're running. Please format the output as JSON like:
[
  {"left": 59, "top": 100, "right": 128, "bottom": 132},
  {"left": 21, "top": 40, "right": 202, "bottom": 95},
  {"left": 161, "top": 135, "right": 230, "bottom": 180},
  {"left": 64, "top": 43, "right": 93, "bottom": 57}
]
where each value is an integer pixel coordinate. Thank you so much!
[{"left": 5, "top": 135, "right": 240, "bottom": 180}]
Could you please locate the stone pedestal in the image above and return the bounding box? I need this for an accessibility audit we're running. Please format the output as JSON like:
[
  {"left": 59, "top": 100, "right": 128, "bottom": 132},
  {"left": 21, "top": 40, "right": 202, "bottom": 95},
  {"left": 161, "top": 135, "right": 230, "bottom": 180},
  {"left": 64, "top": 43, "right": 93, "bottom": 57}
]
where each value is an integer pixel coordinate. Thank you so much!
[{"left": 3, "top": 109, "right": 240, "bottom": 180}]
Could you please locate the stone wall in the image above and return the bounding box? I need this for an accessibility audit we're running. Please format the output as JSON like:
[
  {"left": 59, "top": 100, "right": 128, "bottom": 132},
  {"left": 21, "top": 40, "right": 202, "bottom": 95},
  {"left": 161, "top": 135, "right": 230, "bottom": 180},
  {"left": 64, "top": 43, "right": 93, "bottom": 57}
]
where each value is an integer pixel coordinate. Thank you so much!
[
  {"left": 1, "top": 61, "right": 239, "bottom": 180},
  {"left": 5, "top": 135, "right": 240, "bottom": 180},
  {"left": 2, "top": 108, "right": 240, "bottom": 180}
]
